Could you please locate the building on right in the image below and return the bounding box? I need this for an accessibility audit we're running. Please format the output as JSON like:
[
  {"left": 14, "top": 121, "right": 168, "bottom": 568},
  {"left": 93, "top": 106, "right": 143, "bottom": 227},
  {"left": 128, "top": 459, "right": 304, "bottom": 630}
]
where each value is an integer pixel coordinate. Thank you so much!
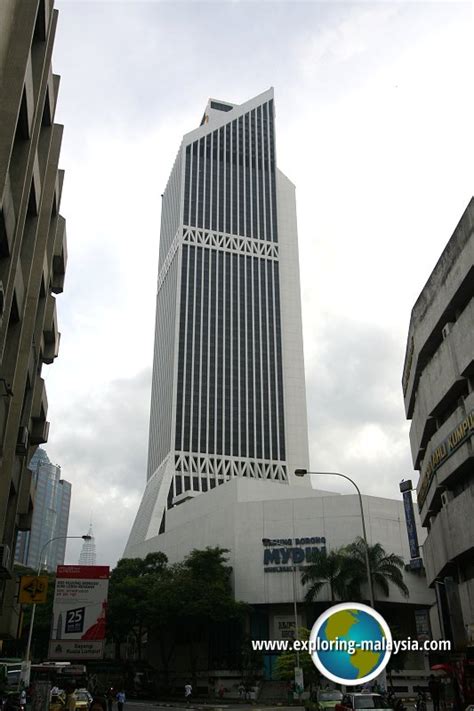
[{"left": 402, "top": 197, "right": 474, "bottom": 655}]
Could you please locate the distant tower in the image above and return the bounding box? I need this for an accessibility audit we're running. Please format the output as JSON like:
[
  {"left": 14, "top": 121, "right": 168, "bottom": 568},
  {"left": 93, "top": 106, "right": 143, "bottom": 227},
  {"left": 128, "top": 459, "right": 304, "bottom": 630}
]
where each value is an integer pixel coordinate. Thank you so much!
[
  {"left": 15, "top": 448, "right": 72, "bottom": 573},
  {"left": 78, "top": 524, "right": 96, "bottom": 565}
]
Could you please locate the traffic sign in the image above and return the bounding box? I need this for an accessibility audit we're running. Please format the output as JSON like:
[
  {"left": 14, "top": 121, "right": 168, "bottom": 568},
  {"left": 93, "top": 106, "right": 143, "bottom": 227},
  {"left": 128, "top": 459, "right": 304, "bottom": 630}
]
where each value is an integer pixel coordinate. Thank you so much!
[{"left": 19, "top": 575, "right": 48, "bottom": 604}]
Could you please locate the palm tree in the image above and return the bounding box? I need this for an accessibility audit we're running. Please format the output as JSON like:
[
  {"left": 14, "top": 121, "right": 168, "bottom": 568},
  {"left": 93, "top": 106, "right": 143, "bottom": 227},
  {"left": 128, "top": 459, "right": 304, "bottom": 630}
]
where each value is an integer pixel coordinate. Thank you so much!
[
  {"left": 344, "top": 537, "right": 409, "bottom": 599},
  {"left": 301, "top": 548, "right": 360, "bottom": 602}
]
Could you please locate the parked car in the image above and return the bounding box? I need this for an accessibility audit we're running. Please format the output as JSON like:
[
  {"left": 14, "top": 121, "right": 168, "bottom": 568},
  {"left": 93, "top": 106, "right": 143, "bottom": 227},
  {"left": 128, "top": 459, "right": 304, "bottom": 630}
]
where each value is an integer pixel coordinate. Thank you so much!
[
  {"left": 335, "top": 693, "right": 391, "bottom": 711},
  {"left": 74, "top": 691, "right": 93, "bottom": 711},
  {"left": 315, "top": 690, "right": 344, "bottom": 710}
]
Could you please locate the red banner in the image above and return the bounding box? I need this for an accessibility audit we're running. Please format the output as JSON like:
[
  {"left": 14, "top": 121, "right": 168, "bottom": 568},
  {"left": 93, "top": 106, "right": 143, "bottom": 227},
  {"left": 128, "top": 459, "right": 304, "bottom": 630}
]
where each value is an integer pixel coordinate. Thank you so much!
[{"left": 56, "top": 566, "right": 109, "bottom": 579}]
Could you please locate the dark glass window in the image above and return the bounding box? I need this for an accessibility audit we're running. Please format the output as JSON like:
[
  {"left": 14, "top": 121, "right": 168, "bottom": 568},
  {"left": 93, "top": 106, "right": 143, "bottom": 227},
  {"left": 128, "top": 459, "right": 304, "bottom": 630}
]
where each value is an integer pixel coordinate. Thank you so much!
[
  {"left": 267, "top": 259, "right": 278, "bottom": 459},
  {"left": 183, "top": 246, "right": 196, "bottom": 451},
  {"left": 191, "top": 248, "right": 203, "bottom": 452},
  {"left": 216, "top": 250, "right": 223, "bottom": 452},
  {"left": 175, "top": 100, "right": 283, "bottom": 472},
  {"left": 210, "top": 101, "right": 233, "bottom": 112},
  {"left": 183, "top": 103, "right": 277, "bottom": 241},
  {"left": 212, "top": 131, "right": 218, "bottom": 231},
  {"left": 200, "top": 248, "right": 210, "bottom": 452},
  {"left": 261, "top": 257, "right": 270, "bottom": 460},
  {"left": 190, "top": 142, "right": 198, "bottom": 226},
  {"left": 225, "top": 123, "right": 231, "bottom": 234},
  {"left": 274, "top": 260, "right": 285, "bottom": 460},
  {"left": 239, "top": 255, "right": 246, "bottom": 457},
  {"left": 224, "top": 251, "right": 231, "bottom": 455},
  {"left": 208, "top": 249, "right": 216, "bottom": 453},
  {"left": 246, "top": 256, "right": 254, "bottom": 458},
  {"left": 253, "top": 258, "right": 262, "bottom": 459},
  {"left": 175, "top": 246, "right": 189, "bottom": 450},
  {"left": 184, "top": 146, "right": 191, "bottom": 225}
]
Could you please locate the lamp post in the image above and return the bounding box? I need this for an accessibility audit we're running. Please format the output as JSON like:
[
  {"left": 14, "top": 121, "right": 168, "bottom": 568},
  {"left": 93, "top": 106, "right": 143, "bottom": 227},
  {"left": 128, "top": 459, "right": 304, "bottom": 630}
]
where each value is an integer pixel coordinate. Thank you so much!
[
  {"left": 294, "top": 469, "right": 375, "bottom": 607},
  {"left": 25, "top": 534, "right": 92, "bottom": 661}
]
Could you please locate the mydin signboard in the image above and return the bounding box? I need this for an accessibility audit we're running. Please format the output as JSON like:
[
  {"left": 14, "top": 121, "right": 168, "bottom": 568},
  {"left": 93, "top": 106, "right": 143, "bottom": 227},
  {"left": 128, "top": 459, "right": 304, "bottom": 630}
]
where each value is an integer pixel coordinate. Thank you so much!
[
  {"left": 263, "top": 536, "right": 326, "bottom": 572},
  {"left": 48, "top": 565, "right": 109, "bottom": 660}
]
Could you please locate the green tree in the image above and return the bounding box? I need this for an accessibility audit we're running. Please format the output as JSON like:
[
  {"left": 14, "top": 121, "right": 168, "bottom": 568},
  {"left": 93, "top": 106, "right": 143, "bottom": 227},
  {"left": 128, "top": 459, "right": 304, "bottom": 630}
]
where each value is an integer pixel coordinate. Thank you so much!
[
  {"left": 344, "top": 537, "right": 409, "bottom": 599},
  {"left": 385, "top": 623, "right": 409, "bottom": 688},
  {"left": 301, "top": 548, "right": 359, "bottom": 602},
  {"left": 172, "top": 548, "right": 248, "bottom": 684},
  {"left": 240, "top": 636, "right": 264, "bottom": 688},
  {"left": 107, "top": 552, "right": 168, "bottom": 660},
  {"left": 107, "top": 547, "right": 247, "bottom": 691},
  {"left": 275, "top": 628, "right": 320, "bottom": 694}
]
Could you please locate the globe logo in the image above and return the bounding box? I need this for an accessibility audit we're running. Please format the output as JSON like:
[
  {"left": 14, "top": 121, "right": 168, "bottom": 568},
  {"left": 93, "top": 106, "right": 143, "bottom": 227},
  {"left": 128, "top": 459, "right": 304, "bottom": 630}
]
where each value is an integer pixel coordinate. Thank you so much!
[{"left": 309, "top": 602, "right": 392, "bottom": 685}]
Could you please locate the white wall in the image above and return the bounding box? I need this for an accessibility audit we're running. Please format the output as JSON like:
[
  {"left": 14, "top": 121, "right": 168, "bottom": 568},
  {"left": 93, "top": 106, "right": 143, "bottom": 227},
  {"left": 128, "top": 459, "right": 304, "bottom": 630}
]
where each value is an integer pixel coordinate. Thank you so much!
[{"left": 134, "top": 478, "right": 435, "bottom": 608}]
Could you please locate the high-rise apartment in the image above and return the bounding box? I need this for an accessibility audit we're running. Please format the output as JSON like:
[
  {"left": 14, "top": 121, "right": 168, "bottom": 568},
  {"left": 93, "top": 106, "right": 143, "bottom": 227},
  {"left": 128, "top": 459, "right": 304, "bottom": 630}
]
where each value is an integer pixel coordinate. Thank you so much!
[
  {"left": 0, "top": 0, "right": 67, "bottom": 638},
  {"left": 402, "top": 197, "right": 474, "bottom": 653},
  {"left": 15, "top": 448, "right": 71, "bottom": 573},
  {"left": 126, "top": 89, "right": 309, "bottom": 552}
]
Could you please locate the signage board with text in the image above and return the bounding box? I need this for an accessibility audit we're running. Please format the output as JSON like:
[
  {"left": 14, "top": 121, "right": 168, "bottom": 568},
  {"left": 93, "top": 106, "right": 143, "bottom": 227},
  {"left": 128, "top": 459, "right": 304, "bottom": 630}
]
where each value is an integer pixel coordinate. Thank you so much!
[
  {"left": 263, "top": 536, "right": 326, "bottom": 572},
  {"left": 49, "top": 565, "right": 109, "bottom": 660}
]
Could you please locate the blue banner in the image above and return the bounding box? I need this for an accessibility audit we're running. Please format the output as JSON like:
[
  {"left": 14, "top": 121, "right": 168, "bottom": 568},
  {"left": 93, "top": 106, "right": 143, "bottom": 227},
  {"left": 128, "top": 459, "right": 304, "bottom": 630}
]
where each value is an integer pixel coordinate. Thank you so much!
[{"left": 402, "top": 490, "right": 419, "bottom": 559}]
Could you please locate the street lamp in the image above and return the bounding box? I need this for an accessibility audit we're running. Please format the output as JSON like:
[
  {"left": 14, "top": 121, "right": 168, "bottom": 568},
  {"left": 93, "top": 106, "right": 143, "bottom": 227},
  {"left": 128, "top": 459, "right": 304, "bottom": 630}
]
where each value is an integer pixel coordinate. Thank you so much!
[
  {"left": 294, "top": 469, "right": 375, "bottom": 607},
  {"left": 25, "top": 534, "right": 92, "bottom": 661}
]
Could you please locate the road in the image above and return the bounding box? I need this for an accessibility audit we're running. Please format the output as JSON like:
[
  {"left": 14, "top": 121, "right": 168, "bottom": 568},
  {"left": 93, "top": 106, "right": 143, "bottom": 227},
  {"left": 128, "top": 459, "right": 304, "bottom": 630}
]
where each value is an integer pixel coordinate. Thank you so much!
[{"left": 126, "top": 702, "right": 304, "bottom": 711}]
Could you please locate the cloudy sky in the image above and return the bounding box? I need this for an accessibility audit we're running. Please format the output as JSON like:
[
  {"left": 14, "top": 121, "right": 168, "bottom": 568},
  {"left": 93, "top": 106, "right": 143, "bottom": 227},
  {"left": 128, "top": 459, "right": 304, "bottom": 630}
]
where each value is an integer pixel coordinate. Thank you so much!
[{"left": 45, "top": 0, "right": 473, "bottom": 566}]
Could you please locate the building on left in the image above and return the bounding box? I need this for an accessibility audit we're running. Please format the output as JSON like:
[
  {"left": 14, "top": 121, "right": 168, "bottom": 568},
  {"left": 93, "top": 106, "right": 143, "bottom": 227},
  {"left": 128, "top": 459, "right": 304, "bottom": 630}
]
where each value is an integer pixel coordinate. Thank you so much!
[
  {"left": 15, "top": 448, "right": 71, "bottom": 573},
  {"left": 0, "top": 0, "right": 67, "bottom": 639}
]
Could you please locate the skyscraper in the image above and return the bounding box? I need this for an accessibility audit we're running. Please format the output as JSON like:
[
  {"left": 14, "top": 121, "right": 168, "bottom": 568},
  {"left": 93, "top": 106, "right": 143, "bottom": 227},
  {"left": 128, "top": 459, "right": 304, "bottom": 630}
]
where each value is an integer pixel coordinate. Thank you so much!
[
  {"left": 125, "top": 89, "right": 309, "bottom": 554},
  {"left": 15, "top": 448, "right": 71, "bottom": 573}
]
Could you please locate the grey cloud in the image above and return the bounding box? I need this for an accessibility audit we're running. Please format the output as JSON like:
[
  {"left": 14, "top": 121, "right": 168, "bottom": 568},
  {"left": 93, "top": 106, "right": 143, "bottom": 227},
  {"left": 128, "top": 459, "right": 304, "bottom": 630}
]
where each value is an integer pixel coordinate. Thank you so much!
[
  {"left": 46, "top": 368, "right": 152, "bottom": 566},
  {"left": 305, "top": 317, "right": 413, "bottom": 498},
  {"left": 306, "top": 317, "right": 405, "bottom": 427}
]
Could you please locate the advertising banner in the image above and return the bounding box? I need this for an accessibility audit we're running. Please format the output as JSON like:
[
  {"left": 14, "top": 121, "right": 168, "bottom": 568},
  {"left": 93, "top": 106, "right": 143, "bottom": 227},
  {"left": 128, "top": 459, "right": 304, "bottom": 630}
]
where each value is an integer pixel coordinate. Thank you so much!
[
  {"left": 414, "top": 608, "right": 431, "bottom": 643},
  {"left": 49, "top": 565, "right": 109, "bottom": 660},
  {"left": 402, "top": 490, "right": 420, "bottom": 559}
]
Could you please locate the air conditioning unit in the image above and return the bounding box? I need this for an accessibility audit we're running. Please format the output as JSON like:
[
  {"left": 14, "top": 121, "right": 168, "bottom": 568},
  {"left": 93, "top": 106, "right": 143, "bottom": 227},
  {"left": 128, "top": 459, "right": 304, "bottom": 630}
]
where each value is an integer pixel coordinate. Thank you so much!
[
  {"left": 0, "top": 544, "right": 11, "bottom": 579},
  {"left": 442, "top": 322, "right": 454, "bottom": 339},
  {"left": 441, "top": 490, "right": 453, "bottom": 507},
  {"left": 30, "top": 419, "right": 49, "bottom": 445},
  {"left": 16, "top": 426, "right": 29, "bottom": 454}
]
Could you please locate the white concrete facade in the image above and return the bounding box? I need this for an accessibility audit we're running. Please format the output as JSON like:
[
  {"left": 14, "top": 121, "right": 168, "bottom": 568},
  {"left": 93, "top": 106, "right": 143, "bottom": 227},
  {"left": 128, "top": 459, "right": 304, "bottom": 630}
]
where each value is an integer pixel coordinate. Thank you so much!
[{"left": 125, "top": 477, "right": 433, "bottom": 609}]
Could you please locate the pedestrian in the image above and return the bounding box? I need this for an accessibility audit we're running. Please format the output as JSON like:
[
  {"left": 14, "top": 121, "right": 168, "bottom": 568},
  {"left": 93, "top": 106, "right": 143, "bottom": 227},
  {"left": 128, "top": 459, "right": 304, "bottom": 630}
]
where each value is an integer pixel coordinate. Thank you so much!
[
  {"left": 218, "top": 686, "right": 225, "bottom": 700},
  {"left": 116, "top": 690, "right": 126, "bottom": 711},
  {"left": 106, "top": 689, "right": 114, "bottom": 711},
  {"left": 67, "top": 687, "right": 78, "bottom": 711},
  {"left": 238, "top": 683, "right": 245, "bottom": 702},
  {"left": 184, "top": 683, "right": 192, "bottom": 704},
  {"left": 428, "top": 675, "right": 441, "bottom": 711},
  {"left": 90, "top": 696, "right": 106, "bottom": 711},
  {"left": 286, "top": 680, "right": 293, "bottom": 704}
]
